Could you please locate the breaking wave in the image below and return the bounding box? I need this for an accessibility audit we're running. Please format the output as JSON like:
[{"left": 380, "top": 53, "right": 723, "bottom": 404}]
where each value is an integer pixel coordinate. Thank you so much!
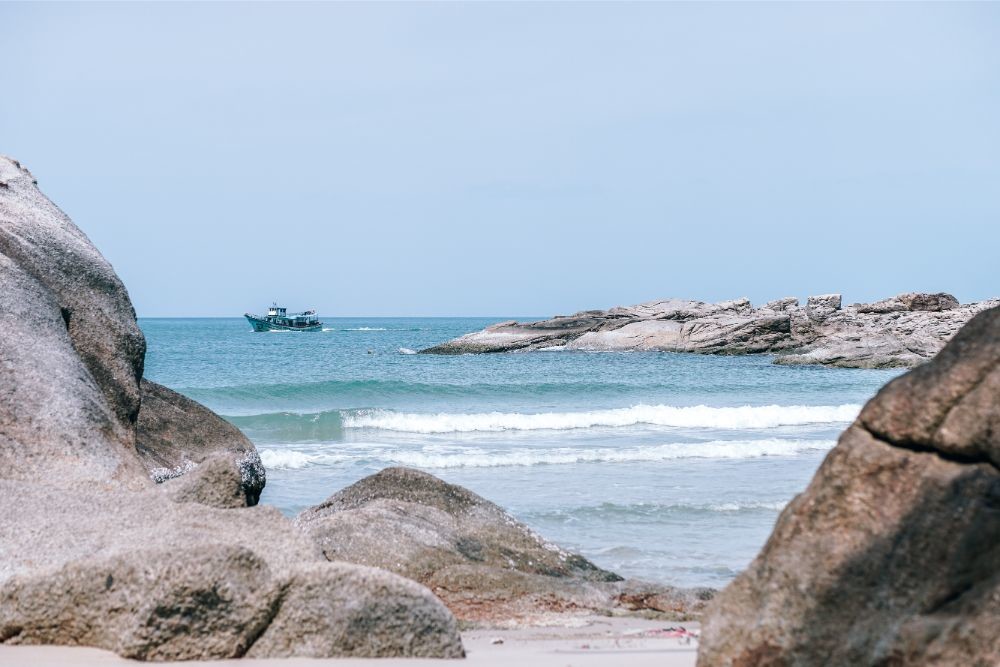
[
  {"left": 258, "top": 449, "right": 351, "bottom": 469},
  {"left": 257, "top": 438, "right": 835, "bottom": 470},
  {"left": 341, "top": 404, "right": 860, "bottom": 433}
]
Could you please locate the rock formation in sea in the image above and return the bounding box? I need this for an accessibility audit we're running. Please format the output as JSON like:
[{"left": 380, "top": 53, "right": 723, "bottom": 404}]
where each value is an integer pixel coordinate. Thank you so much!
[
  {"left": 422, "top": 293, "right": 997, "bottom": 368},
  {"left": 0, "top": 155, "right": 464, "bottom": 659},
  {"left": 697, "top": 305, "right": 1000, "bottom": 666},
  {"left": 297, "top": 467, "right": 714, "bottom": 624}
]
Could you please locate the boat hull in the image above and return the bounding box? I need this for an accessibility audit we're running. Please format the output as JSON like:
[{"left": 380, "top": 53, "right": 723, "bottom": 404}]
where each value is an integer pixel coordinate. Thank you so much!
[{"left": 245, "top": 314, "right": 323, "bottom": 332}]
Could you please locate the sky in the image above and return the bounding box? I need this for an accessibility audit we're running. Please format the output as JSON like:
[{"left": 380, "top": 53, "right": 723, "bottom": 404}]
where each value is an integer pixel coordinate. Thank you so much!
[{"left": 1, "top": 2, "right": 998, "bottom": 317}]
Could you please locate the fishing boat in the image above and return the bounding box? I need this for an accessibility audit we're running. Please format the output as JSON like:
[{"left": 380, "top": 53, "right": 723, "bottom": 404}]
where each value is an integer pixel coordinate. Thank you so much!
[{"left": 244, "top": 304, "right": 323, "bottom": 332}]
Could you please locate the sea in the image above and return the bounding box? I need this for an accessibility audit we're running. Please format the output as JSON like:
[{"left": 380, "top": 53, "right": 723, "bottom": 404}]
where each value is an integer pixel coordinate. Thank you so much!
[{"left": 140, "top": 317, "right": 900, "bottom": 589}]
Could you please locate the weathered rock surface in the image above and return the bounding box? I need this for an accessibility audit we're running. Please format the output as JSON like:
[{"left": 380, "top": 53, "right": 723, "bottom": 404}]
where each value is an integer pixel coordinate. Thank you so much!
[
  {"left": 0, "top": 158, "right": 149, "bottom": 490},
  {"left": 298, "top": 467, "right": 712, "bottom": 624},
  {"left": 138, "top": 379, "right": 265, "bottom": 504},
  {"left": 1, "top": 544, "right": 279, "bottom": 661},
  {"left": 697, "top": 306, "right": 1000, "bottom": 666},
  {"left": 167, "top": 452, "right": 255, "bottom": 509},
  {"left": 422, "top": 293, "right": 997, "bottom": 369},
  {"left": 0, "top": 478, "right": 464, "bottom": 659},
  {"left": 0, "top": 155, "right": 464, "bottom": 660},
  {"left": 247, "top": 562, "right": 464, "bottom": 659},
  {"left": 0, "top": 159, "right": 145, "bottom": 433}
]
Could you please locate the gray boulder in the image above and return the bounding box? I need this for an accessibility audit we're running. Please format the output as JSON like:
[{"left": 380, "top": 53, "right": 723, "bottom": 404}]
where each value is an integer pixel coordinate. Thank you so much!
[
  {"left": 0, "top": 157, "right": 144, "bottom": 443},
  {"left": 138, "top": 379, "right": 265, "bottom": 504},
  {"left": 0, "top": 477, "right": 466, "bottom": 659},
  {"left": 697, "top": 306, "right": 1000, "bottom": 666},
  {"left": 298, "top": 467, "right": 620, "bottom": 583},
  {"left": 0, "top": 156, "right": 149, "bottom": 490},
  {"left": 247, "top": 562, "right": 464, "bottom": 659},
  {"left": 1, "top": 545, "right": 279, "bottom": 661},
  {"left": 297, "top": 467, "right": 711, "bottom": 624},
  {"left": 168, "top": 453, "right": 254, "bottom": 509}
]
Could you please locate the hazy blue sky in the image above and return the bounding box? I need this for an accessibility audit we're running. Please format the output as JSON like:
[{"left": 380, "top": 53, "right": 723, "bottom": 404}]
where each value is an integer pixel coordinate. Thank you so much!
[{"left": 2, "top": 2, "right": 998, "bottom": 316}]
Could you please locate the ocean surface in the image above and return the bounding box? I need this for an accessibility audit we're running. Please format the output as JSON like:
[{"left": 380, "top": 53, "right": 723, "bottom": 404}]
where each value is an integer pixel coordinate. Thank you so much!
[{"left": 141, "top": 317, "right": 900, "bottom": 589}]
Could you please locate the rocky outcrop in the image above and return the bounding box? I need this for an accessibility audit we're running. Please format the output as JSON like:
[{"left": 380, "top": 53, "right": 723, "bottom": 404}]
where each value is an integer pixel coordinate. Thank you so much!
[
  {"left": 0, "top": 478, "right": 464, "bottom": 659},
  {"left": 0, "top": 159, "right": 144, "bottom": 434},
  {"left": 0, "top": 157, "right": 149, "bottom": 490},
  {"left": 297, "top": 467, "right": 712, "bottom": 624},
  {"left": 422, "top": 293, "right": 997, "bottom": 368},
  {"left": 0, "top": 155, "right": 464, "bottom": 660},
  {"left": 138, "top": 379, "right": 265, "bottom": 505},
  {"left": 697, "top": 306, "right": 1000, "bottom": 666}
]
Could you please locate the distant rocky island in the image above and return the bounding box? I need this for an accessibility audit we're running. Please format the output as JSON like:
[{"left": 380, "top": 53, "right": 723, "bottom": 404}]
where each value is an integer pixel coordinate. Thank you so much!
[{"left": 423, "top": 293, "right": 998, "bottom": 368}]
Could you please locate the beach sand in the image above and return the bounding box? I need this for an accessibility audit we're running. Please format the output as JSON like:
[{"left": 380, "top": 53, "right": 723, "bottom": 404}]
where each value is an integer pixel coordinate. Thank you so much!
[{"left": 0, "top": 617, "right": 698, "bottom": 666}]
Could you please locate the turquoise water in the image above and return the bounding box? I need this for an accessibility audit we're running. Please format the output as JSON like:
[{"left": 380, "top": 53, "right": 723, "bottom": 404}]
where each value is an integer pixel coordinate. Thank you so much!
[{"left": 141, "top": 317, "right": 900, "bottom": 588}]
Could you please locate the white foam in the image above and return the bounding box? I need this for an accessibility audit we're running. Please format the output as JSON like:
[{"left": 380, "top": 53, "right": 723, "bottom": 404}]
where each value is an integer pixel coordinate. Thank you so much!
[
  {"left": 707, "top": 500, "right": 788, "bottom": 512},
  {"left": 258, "top": 449, "right": 349, "bottom": 470},
  {"left": 343, "top": 327, "right": 387, "bottom": 331},
  {"left": 259, "top": 438, "right": 834, "bottom": 470},
  {"left": 382, "top": 439, "right": 834, "bottom": 468},
  {"left": 342, "top": 403, "right": 861, "bottom": 433},
  {"left": 398, "top": 347, "right": 418, "bottom": 355}
]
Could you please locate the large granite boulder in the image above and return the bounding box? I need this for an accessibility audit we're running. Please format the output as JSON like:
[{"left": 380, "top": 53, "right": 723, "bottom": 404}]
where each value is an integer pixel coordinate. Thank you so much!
[
  {"left": 0, "top": 159, "right": 145, "bottom": 433},
  {"left": 697, "top": 306, "right": 1000, "bottom": 666},
  {"left": 0, "top": 157, "right": 148, "bottom": 490},
  {"left": 0, "top": 156, "right": 464, "bottom": 660},
  {"left": 0, "top": 478, "right": 464, "bottom": 659},
  {"left": 297, "top": 467, "right": 711, "bottom": 624},
  {"left": 422, "top": 292, "right": 997, "bottom": 368},
  {"left": 0, "top": 155, "right": 264, "bottom": 494},
  {"left": 138, "top": 379, "right": 265, "bottom": 504}
]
